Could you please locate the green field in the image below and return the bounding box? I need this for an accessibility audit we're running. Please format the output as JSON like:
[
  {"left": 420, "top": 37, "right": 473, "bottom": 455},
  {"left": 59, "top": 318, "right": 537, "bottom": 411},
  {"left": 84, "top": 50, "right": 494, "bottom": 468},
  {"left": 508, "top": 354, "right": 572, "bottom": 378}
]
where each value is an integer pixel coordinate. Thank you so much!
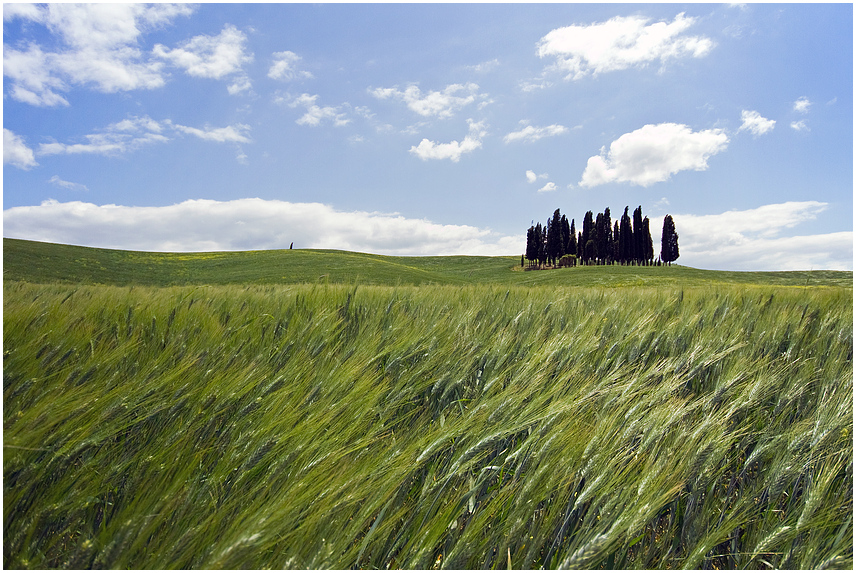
[
  {"left": 4, "top": 237, "right": 853, "bottom": 288},
  {"left": 3, "top": 239, "right": 853, "bottom": 569}
]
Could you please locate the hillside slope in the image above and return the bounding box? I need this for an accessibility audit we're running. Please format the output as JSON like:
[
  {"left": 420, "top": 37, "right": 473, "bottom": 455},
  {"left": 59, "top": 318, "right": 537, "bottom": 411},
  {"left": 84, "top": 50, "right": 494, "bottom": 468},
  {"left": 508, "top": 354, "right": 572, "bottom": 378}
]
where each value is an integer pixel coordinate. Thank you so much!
[{"left": 3, "top": 238, "right": 852, "bottom": 288}]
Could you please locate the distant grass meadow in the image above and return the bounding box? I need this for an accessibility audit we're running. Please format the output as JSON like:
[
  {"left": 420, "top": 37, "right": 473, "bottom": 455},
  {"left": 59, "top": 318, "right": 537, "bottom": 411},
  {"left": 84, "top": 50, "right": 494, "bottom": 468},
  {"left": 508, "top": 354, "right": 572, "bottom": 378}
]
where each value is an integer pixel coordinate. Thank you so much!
[{"left": 3, "top": 239, "right": 853, "bottom": 568}]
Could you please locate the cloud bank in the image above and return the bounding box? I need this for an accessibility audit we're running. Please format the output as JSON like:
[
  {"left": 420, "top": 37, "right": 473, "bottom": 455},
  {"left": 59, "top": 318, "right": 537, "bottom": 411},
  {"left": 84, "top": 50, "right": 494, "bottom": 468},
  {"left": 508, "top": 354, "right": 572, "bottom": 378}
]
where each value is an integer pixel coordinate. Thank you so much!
[
  {"left": 580, "top": 122, "right": 729, "bottom": 187},
  {"left": 670, "top": 201, "right": 852, "bottom": 271},
  {"left": 3, "top": 198, "right": 522, "bottom": 256}
]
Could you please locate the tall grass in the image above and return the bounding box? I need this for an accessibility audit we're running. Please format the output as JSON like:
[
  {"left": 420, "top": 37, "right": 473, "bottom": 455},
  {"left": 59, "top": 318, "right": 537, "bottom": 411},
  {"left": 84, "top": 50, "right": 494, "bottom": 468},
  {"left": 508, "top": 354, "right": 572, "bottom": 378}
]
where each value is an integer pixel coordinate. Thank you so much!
[{"left": 4, "top": 281, "right": 852, "bottom": 568}]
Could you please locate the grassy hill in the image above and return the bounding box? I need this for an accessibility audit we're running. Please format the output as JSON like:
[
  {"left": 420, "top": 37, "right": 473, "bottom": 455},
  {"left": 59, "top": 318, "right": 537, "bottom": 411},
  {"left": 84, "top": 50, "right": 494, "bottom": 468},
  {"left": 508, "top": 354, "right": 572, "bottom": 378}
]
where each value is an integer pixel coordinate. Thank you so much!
[{"left": 3, "top": 238, "right": 852, "bottom": 288}]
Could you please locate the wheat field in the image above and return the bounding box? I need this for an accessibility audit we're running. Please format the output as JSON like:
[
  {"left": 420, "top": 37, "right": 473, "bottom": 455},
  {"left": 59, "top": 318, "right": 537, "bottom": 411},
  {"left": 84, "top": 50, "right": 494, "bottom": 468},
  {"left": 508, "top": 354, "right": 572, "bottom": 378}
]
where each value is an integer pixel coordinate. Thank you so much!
[{"left": 3, "top": 281, "right": 852, "bottom": 568}]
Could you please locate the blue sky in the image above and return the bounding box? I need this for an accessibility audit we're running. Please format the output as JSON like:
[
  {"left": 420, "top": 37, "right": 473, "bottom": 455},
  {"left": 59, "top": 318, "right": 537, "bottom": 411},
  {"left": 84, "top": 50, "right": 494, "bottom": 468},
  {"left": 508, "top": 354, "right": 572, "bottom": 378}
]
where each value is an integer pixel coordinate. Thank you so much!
[{"left": 3, "top": 3, "right": 852, "bottom": 270}]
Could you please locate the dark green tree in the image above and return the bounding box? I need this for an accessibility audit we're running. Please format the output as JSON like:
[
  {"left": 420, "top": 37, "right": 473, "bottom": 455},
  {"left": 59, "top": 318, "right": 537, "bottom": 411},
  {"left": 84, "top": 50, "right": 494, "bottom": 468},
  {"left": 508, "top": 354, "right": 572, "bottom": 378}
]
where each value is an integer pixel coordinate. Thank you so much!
[
  {"left": 603, "top": 207, "right": 612, "bottom": 264},
  {"left": 546, "top": 209, "right": 564, "bottom": 266},
  {"left": 632, "top": 206, "right": 644, "bottom": 265},
  {"left": 619, "top": 207, "right": 633, "bottom": 265},
  {"left": 535, "top": 222, "right": 547, "bottom": 266},
  {"left": 641, "top": 216, "right": 653, "bottom": 265},
  {"left": 525, "top": 225, "right": 537, "bottom": 267},
  {"left": 581, "top": 211, "right": 594, "bottom": 264},
  {"left": 661, "top": 215, "right": 680, "bottom": 265},
  {"left": 560, "top": 214, "right": 571, "bottom": 261},
  {"left": 612, "top": 221, "right": 620, "bottom": 263},
  {"left": 568, "top": 219, "right": 577, "bottom": 258}
]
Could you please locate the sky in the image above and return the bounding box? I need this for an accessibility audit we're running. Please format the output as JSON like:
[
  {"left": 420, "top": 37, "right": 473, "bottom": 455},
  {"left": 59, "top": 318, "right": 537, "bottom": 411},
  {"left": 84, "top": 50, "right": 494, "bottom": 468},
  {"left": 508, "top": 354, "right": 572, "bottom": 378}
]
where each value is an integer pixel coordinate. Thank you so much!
[{"left": 3, "top": 2, "right": 853, "bottom": 271}]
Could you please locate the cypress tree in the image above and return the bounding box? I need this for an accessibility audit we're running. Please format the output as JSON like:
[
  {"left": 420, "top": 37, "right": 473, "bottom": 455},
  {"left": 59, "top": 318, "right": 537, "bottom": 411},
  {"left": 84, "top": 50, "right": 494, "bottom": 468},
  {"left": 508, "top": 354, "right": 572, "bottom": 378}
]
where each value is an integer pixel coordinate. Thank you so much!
[
  {"left": 560, "top": 215, "right": 570, "bottom": 260},
  {"left": 581, "top": 211, "right": 594, "bottom": 265},
  {"left": 619, "top": 207, "right": 633, "bottom": 265},
  {"left": 525, "top": 225, "right": 537, "bottom": 267},
  {"left": 547, "top": 209, "right": 563, "bottom": 266},
  {"left": 568, "top": 219, "right": 577, "bottom": 259},
  {"left": 612, "top": 221, "right": 620, "bottom": 263},
  {"left": 535, "top": 223, "right": 546, "bottom": 266},
  {"left": 632, "top": 206, "right": 644, "bottom": 265},
  {"left": 641, "top": 216, "right": 653, "bottom": 265},
  {"left": 661, "top": 215, "right": 679, "bottom": 265},
  {"left": 603, "top": 207, "right": 612, "bottom": 264}
]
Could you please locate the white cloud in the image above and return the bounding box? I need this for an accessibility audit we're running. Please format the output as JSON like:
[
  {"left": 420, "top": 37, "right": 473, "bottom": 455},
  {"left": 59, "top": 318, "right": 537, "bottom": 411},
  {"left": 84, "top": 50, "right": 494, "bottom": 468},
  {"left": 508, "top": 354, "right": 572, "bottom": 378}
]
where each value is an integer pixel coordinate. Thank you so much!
[
  {"left": 4, "top": 129, "right": 38, "bottom": 169},
  {"left": 3, "top": 4, "right": 194, "bottom": 106},
  {"left": 537, "top": 182, "right": 557, "bottom": 193},
  {"left": 790, "top": 120, "right": 809, "bottom": 132},
  {"left": 409, "top": 119, "right": 486, "bottom": 162},
  {"left": 504, "top": 123, "right": 568, "bottom": 144},
  {"left": 371, "top": 83, "right": 484, "bottom": 118},
  {"left": 737, "top": 110, "right": 775, "bottom": 136},
  {"left": 467, "top": 59, "right": 500, "bottom": 73},
  {"left": 48, "top": 175, "right": 88, "bottom": 192},
  {"left": 525, "top": 170, "right": 549, "bottom": 183},
  {"left": 3, "top": 198, "right": 522, "bottom": 256},
  {"left": 172, "top": 123, "right": 252, "bottom": 143},
  {"left": 35, "top": 116, "right": 249, "bottom": 157},
  {"left": 793, "top": 96, "right": 811, "bottom": 113},
  {"left": 579, "top": 122, "right": 728, "bottom": 187},
  {"left": 153, "top": 24, "right": 253, "bottom": 94},
  {"left": 268, "top": 50, "right": 313, "bottom": 81},
  {"left": 285, "top": 93, "right": 350, "bottom": 127},
  {"left": 519, "top": 79, "right": 553, "bottom": 92},
  {"left": 538, "top": 12, "right": 714, "bottom": 81},
  {"left": 668, "top": 201, "right": 851, "bottom": 270}
]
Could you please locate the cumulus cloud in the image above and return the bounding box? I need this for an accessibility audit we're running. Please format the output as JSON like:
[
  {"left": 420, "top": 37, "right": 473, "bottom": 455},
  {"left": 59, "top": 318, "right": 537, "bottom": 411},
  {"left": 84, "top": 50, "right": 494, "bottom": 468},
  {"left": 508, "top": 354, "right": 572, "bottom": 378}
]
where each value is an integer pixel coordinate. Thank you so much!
[
  {"left": 284, "top": 93, "right": 350, "bottom": 127},
  {"left": 579, "top": 122, "right": 728, "bottom": 187},
  {"left": 371, "top": 83, "right": 484, "bottom": 118},
  {"left": 668, "top": 201, "right": 851, "bottom": 271},
  {"left": 4, "top": 129, "right": 38, "bottom": 169},
  {"left": 793, "top": 96, "right": 811, "bottom": 113},
  {"left": 153, "top": 24, "right": 253, "bottom": 94},
  {"left": 48, "top": 175, "right": 88, "bottom": 192},
  {"left": 537, "top": 182, "right": 557, "bottom": 193},
  {"left": 35, "top": 115, "right": 249, "bottom": 157},
  {"left": 738, "top": 110, "right": 775, "bottom": 136},
  {"left": 3, "top": 3, "right": 194, "bottom": 106},
  {"left": 504, "top": 123, "right": 568, "bottom": 144},
  {"left": 3, "top": 198, "right": 522, "bottom": 256},
  {"left": 525, "top": 170, "right": 549, "bottom": 183},
  {"left": 409, "top": 119, "right": 486, "bottom": 162},
  {"left": 790, "top": 120, "right": 809, "bottom": 132},
  {"left": 172, "top": 123, "right": 251, "bottom": 143},
  {"left": 538, "top": 12, "right": 713, "bottom": 80},
  {"left": 268, "top": 50, "right": 313, "bottom": 81}
]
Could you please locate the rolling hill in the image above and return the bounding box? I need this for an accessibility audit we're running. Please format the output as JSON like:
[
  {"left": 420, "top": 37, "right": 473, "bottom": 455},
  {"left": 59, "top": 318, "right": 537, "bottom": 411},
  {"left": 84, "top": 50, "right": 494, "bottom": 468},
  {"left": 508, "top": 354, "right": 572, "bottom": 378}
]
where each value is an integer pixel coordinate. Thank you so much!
[{"left": 3, "top": 238, "right": 852, "bottom": 288}]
